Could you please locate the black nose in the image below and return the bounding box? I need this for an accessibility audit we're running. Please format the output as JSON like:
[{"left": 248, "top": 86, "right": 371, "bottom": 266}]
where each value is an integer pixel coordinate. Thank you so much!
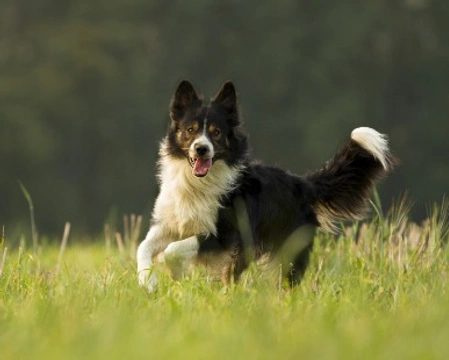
[{"left": 195, "top": 144, "right": 209, "bottom": 156}]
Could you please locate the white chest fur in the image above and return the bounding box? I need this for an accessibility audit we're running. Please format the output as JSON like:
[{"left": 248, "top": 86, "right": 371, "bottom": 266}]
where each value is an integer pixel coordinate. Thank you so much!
[{"left": 153, "top": 148, "right": 242, "bottom": 239}]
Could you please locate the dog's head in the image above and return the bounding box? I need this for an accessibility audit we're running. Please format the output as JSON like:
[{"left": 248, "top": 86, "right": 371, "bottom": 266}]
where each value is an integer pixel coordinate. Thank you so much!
[{"left": 166, "top": 80, "right": 247, "bottom": 177}]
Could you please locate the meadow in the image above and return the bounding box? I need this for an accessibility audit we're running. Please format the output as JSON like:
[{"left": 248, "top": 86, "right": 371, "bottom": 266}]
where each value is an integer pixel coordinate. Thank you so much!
[{"left": 1, "top": 198, "right": 448, "bottom": 360}]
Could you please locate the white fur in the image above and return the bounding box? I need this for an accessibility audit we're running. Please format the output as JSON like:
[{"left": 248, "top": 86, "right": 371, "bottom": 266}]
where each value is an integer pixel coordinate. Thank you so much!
[
  {"left": 159, "top": 236, "right": 200, "bottom": 278},
  {"left": 137, "top": 225, "right": 164, "bottom": 292},
  {"left": 162, "top": 236, "right": 199, "bottom": 263},
  {"left": 190, "top": 134, "right": 215, "bottom": 159},
  {"left": 137, "top": 138, "right": 243, "bottom": 292},
  {"left": 155, "top": 139, "right": 242, "bottom": 236},
  {"left": 351, "top": 127, "right": 389, "bottom": 169}
]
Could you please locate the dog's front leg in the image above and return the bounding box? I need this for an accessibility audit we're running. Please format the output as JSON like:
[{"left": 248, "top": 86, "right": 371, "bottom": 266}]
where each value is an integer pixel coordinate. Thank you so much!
[
  {"left": 160, "top": 236, "right": 200, "bottom": 279},
  {"left": 137, "top": 225, "right": 168, "bottom": 293}
]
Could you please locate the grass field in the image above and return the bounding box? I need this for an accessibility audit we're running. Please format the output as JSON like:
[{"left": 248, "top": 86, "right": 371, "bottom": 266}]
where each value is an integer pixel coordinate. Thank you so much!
[{"left": 1, "top": 200, "right": 448, "bottom": 360}]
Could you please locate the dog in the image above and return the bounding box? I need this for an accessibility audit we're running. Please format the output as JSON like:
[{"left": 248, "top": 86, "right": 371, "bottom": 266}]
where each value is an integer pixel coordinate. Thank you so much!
[{"left": 137, "top": 80, "right": 394, "bottom": 293}]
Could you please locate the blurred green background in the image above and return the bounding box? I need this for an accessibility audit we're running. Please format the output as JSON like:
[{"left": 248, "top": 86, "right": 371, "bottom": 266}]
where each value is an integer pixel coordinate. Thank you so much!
[{"left": 1, "top": 0, "right": 448, "bottom": 237}]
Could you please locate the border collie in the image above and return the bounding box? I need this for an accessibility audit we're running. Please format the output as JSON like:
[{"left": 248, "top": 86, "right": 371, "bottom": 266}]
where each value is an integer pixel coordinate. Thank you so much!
[{"left": 137, "top": 80, "right": 394, "bottom": 292}]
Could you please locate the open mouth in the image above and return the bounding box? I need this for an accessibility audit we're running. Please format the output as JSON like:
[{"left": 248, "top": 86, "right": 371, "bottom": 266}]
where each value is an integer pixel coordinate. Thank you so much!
[{"left": 189, "top": 157, "right": 213, "bottom": 177}]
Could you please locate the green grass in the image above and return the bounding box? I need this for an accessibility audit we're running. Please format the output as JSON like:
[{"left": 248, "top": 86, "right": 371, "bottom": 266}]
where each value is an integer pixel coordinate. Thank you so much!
[{"left": 1, "top": 202, "right": 449, "bottom": 360}]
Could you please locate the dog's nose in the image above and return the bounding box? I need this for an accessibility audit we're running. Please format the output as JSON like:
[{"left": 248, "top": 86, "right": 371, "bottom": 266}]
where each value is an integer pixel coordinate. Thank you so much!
[{"left": 195, "top": 144, "right": 209, "bottom": 156}]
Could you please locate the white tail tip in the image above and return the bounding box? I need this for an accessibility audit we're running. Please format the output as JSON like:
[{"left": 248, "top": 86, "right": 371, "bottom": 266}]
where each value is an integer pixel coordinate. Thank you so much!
[{"left": 351, "top": 127, "right": 389, "bottom": 169}]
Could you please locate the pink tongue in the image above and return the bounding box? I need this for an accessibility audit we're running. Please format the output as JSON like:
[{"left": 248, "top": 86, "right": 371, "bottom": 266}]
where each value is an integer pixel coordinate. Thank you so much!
[{"left": 193, "top": 158, "right": 212, "bottom": 177}]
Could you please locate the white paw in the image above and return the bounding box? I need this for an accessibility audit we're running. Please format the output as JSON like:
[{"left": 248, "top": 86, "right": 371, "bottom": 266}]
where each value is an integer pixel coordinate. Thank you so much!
[
  {"left": 164, "top": 238, "right": 198, "bottom": 265},
  {"left": 163, "top": 237, "right": 199, "bottom": 278},
  {"left": 138, "top": 269, "right": 158, "bottom": 293},
  {"left": 164, "top": 244, "right": 190, "bottom": 263}
]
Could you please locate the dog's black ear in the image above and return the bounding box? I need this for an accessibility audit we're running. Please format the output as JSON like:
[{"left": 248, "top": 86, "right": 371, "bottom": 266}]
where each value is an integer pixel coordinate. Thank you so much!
[
  {"left": 170, "top": 80, "right": 201, "bottom": 120},
  {"left": 212, "top": 81, "right": 239, "bottom": 126}
]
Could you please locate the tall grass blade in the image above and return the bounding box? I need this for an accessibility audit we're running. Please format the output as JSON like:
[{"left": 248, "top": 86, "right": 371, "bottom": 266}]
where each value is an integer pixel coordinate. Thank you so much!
[
  {"left": 0, "top": 247, "right": 7, "bottom": 277},
  {"left": 18, "top": 180, "right": 38, "bottom": 253},
  {"left": 56, "top": 222, "right": 71, "bottom": 274}
]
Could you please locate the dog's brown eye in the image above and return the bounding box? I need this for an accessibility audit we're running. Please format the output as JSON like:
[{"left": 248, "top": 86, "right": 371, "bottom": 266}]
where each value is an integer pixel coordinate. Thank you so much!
[
  {"left": 187, "top": 127, "right": 194, "bottom": 134},
  {"left": 212, "top": 129, "right": 221, "bottom": 137}
]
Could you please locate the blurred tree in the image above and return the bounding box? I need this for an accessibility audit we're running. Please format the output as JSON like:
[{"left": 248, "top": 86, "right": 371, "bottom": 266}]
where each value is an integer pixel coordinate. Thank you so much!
[{"left": 0, "top": 0, "right": 447, "bottom": 237}]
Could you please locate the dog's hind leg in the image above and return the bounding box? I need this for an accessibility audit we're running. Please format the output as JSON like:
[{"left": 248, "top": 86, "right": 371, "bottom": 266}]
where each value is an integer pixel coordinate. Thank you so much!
[
  {"left": 274, "top": 225, "right": 316, "bottom": 287},
  {"left": 286, "top": 242, "right": 314, "bottom": 287}
]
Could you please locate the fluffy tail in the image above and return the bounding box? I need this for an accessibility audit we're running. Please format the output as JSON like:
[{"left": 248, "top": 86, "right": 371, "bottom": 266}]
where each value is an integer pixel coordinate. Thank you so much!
[{"left": 305, "top": 127, "right": 395, "bottom": 231}]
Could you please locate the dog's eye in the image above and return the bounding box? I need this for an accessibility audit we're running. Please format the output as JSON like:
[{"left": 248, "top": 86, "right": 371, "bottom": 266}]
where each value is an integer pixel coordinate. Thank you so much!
[
  {"left": 187, "top": 127, "right": 194, "bottom": 134},
  {"left": 212, "top": 129, "right": 221, "bottom": 137}
]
